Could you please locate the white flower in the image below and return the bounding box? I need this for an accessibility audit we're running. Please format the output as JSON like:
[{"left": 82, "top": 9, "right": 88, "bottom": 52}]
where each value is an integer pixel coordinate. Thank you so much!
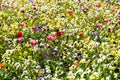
[
  {"left": 97, "top": 58, "right": 103, "bottom": 63},
  {"left": 106, "top": 76, "right": 110, "bottom": 80},
  {"left": 77, "top": 68, "right": 83, "bottom": 74},
  {"left": 14, "top": 62, "right": 21, "bottom": 70}
]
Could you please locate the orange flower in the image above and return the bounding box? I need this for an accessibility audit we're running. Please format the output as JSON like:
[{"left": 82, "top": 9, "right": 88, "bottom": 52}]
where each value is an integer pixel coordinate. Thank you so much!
[
  {"left": 82, "top": 38, "right": 88, "bottom": 43},
  {"left": 74, "top": 62, "right": 78, "bottom": 67},
  {"left": 0, "top": 62, "right": 5, "bottom": 68},
  {"left": 80, "top": 31, "right": 84, "bottom": 36}
]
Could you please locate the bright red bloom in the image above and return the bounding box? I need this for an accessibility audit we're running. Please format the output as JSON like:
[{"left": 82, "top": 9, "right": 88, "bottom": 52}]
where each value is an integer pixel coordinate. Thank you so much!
[
  {"left": 17, "top": 31, "right": 22, "bottom": 38},
  {"left": 56, "top": 32, "right": 62, "bottom": 37},
  {"left": 68, "top": 10, "right": 73, "bottom": 15}
]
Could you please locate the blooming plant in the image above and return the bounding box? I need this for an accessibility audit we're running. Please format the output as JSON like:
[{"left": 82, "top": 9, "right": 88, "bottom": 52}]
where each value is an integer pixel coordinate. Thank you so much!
[{"left": 0, "top": 0, "right": 120, "bottom": 80}]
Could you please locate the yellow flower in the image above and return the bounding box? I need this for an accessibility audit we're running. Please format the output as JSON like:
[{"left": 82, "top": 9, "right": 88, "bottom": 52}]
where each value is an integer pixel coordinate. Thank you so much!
[
  {"left": 70, "top": 78, "right": 74, "bottom": 80},
  {"left": 29, "top": 48, "right": 33, "bottom": 51},
  {"left": 117, "top": 33, "right": 120, "bottom": 37},
  {"left": 0, "top": 45, "right": 3, "bottom": 49},
  {"left": 111, "top": 50, "right": 116, "bottom": 55},
  {"left": 28, "top": 56, "right": 32, "bottom": 60},
  {"left": 32, "top": 75, "right": 37, "bottom": 80},
  {"left": 18, "top": 56, "right": 22, "bottom": 60},
  {"left": 110, "top": 39, "right": 114, "bottom": 43},
  {"left": 101, "top": 78, "right": 105, "bottom": 80},
  {"left": 111, "top": 35, "right": 115, "bottom": 39},
  {"left": 23, "top": 51, "right": 28, "bottom": 56},
  {"left": 91, "top": 70, "right": 95, "bottom": 74},
  {"left": 69, "top": 66, "right": 73, "bottom": 71}
]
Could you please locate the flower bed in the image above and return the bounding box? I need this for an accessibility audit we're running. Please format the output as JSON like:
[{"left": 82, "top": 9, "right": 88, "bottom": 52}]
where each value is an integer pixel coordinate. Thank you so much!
[{"left": 0, "top": 0, "right": 120, "bottom": 80}]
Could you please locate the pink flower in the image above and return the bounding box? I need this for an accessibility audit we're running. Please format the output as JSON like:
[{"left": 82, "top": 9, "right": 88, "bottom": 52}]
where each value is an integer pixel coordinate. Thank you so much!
[
  {"left": 20, "top": 23, "right": 25, "bottom": 27},
  {"left": 30, "top": 40, "right": 36, "bottom": 46},
  {"left": 108, "top": 21, "right": 112, "bottom": 25},
  {"left": 97, "top": 24, "right": 102, "bottom": 29},
  {"left": 118, "top": 15, "right": 120, "bottom": 19},
  {"left": 61, "top": 23, "right": 65, "bottom": 27},
  {"left": 32, "top": 26, "right": 37, "bottom": 31},
  {"left": 78, "top": 0, "right": 81, "bottom": 2},
  {"left": 47, "top": 36, "right": 55, "bottom": 41},
  {"left": 95, "top": 15, "right": 98, "bottom": 18},
  {"left": 17, "top": 37, "right": 23, "bottom": 43},
  {"left": 104, "top": 19, "right": 108, "bottom": 23},
  {"left": 81, "top": 8, "right": 86, "bottom": 12},
  {"left": 95, "top": 4, "right": 100, "bottom": 7},
  {"left": 33, "top": 4, "right": 36, "bottom": 6}
]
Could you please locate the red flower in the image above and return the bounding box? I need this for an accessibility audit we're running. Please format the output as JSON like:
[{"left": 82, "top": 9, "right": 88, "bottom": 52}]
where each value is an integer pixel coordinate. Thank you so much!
[
  {"left": 21, "top": 9, "right": 25, "bottom": 13},
  {"left": 32, "top": 26, "right": 37, "bottom": 31},
  {"left": 97, "top": 24, "right": 102, "bottom": 29},
  {"left": 68, "top": 10, "right": 73, "bottom": 15},
  {"left": 78, "top": 0, "right": 81, "bottom": 2},
  {"left": 56, "top": 32, "right": 62, "bottom": 37},
  {"left": 17, "top": 31, "right": 22, "bottom": 38}
]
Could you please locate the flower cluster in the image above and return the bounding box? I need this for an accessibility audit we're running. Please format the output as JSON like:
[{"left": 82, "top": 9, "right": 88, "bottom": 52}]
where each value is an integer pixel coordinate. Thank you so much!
[{"left": 0, "top": 0, "right": 120, "bottom": 80}]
